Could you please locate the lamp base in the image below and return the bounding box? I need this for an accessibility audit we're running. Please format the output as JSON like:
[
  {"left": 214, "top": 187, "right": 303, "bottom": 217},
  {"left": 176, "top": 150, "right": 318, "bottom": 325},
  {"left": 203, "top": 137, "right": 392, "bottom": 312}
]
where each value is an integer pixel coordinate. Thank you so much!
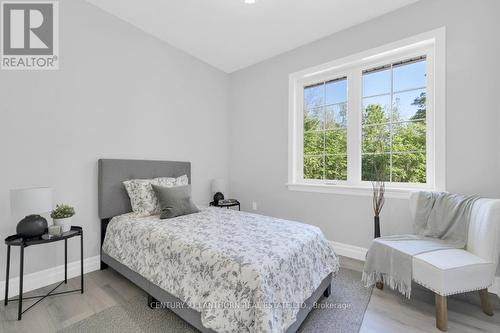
[
  {"left": 213, "top": 192, "right": 224, "bottom": 205},
  {"left": 16, "top": 215, "right": 48, "bottom": 238}
]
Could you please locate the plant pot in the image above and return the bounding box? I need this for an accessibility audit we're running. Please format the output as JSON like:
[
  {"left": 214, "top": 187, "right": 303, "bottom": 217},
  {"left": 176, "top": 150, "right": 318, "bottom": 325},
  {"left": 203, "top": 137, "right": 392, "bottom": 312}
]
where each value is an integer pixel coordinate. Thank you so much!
[
  {"left": 53, "top": 217, "right": 72, "bottom": 233},
  {"left": 374, "top": 216, "right": 381, "bottom": 238}
]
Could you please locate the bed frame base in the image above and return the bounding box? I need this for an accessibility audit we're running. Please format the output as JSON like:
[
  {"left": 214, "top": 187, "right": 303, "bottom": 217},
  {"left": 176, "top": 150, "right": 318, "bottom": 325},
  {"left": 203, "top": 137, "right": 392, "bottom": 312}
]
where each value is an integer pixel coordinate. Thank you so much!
[
  {"left": 148, "top": 294, "right": 158, "bottom": 309},
  {"left": 323, "top": 284, "right": 331, "bottom": 298},
  {"left": 101, "top": 252, "right": 332, "bottom": 333},
  {"left": 100, "top": 218, "right": 110, "bottom": 270}
]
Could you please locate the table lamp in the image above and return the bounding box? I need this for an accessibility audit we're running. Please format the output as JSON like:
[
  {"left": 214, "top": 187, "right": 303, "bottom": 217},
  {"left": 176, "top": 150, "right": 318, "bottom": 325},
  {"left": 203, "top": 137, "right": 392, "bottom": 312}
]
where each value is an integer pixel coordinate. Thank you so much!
[
  {"left": 211, "top": 179, "right": 226, "bottom": 204},
  {"left": 10, "top": 187, "right": 53, "bottom": 238}
]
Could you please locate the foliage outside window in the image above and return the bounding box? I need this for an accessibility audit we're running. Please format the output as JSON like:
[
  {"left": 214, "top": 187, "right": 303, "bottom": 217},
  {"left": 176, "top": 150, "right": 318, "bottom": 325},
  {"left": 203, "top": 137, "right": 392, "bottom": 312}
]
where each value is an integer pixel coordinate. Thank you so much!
[
  {"left": 361, "top": 57, "right": 427, "bottom": 183},
  {"left": 303, "top": 78, "right": 347, "bottom": 180},
  {"left": 302, "top": 58, "right": 428, "bottom": 184}
]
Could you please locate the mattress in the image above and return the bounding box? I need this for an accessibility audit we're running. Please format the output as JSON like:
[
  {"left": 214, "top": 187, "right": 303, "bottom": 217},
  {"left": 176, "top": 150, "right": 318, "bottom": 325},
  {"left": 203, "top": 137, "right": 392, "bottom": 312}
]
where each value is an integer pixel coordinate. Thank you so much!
[{"left": 102, "top": 207, "right": 339, "bottom": 333}]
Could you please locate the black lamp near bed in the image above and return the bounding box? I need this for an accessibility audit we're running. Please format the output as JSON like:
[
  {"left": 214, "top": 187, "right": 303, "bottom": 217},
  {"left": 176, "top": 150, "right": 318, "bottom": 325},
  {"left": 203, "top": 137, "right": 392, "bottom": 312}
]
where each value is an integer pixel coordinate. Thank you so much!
[{"left": 211, "top": 179, "right": 226, "bottom": 205}]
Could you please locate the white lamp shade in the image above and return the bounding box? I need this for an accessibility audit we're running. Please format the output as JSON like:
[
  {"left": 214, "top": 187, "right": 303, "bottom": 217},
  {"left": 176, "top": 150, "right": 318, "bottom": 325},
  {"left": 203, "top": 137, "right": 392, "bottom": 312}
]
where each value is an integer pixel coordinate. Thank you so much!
[
  {"left": 10, "top": 187, "right": 53, "bottom": 217},
  {"left": 211, "top": 179, "right": 226, "bottom": 194}
]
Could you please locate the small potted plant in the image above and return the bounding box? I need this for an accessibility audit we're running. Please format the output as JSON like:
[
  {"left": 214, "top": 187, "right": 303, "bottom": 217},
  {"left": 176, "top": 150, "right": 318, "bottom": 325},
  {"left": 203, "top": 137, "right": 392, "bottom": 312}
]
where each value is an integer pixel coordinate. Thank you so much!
[{"left": 51, "top": 204, "right": 75, "bottom": 233}]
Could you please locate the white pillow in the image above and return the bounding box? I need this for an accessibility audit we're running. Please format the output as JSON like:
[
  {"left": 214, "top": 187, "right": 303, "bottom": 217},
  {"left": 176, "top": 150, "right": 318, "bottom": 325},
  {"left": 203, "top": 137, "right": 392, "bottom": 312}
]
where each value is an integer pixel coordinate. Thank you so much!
[
  {"left": 123, "top": 175, "right": 189, "bottom": 216},
  {"left": 173, "top": 174, "right": 189, "bottom": 187}
]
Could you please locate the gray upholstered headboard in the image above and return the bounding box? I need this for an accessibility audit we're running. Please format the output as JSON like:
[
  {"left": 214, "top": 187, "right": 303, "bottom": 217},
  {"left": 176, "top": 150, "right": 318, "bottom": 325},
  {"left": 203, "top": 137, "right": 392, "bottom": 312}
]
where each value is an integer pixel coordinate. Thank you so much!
[{"left": 98, "top": 159, "right": 191, "bottom": 219}]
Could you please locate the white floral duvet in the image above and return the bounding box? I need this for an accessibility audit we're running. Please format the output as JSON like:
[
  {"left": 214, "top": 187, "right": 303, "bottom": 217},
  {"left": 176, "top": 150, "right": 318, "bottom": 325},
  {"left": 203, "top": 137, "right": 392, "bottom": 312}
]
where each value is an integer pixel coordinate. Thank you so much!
[{"left": 102, "top": 208, "right": 339, "bottom": 333}]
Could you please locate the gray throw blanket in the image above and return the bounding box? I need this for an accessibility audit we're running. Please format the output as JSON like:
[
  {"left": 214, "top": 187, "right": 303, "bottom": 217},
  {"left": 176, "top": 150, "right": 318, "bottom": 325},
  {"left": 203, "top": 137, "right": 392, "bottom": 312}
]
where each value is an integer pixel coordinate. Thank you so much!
[{"left": 362, "top": 192, "right": 479, "bottom": 298}]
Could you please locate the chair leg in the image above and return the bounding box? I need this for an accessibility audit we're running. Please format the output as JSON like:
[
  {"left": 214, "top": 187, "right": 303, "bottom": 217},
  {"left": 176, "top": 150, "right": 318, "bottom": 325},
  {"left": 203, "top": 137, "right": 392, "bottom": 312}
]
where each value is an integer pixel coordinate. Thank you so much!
[
  {"left": 435, "top": 293, "right": 448, "bottom": 332},
  {"left": 376, "top": 276, "right": 383, "bottom": 290},
  {"left": 479, "top": 289, "right": 494, "bottom": 316}
]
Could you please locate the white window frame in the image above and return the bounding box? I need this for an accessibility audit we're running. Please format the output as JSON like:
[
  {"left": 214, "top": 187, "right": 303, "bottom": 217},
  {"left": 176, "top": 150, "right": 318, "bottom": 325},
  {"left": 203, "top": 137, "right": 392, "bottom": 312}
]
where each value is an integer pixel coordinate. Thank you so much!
[{"left": 287, "top": 28, "right": 446, "bottom": 198}]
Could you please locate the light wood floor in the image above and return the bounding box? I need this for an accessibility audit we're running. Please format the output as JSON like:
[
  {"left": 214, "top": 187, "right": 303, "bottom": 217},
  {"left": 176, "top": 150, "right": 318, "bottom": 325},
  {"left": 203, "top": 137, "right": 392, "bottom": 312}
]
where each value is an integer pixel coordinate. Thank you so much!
[{"left": 1, "top": 257, "right": 499, "bottom": 333}]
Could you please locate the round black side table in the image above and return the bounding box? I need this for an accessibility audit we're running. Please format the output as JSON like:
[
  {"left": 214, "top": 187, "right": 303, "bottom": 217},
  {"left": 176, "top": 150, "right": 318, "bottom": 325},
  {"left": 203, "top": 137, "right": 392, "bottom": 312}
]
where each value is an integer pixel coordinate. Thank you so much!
[{"left": 4, "top": 226, "right": 84, "bottom": 320}]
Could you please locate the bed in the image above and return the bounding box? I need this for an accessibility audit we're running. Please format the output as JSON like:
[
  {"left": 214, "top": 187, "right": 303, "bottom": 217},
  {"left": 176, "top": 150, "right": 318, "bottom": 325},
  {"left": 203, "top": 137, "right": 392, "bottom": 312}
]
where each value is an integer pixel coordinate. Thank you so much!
[{"left": 98, "top": 159, "right": 339, "bottom": 333}]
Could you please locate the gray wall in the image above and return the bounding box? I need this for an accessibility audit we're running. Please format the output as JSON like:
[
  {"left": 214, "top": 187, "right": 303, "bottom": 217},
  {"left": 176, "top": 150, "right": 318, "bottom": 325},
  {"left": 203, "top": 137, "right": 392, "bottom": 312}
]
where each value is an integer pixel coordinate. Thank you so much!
[
  {"left": 0, "top": 0, "right": 229, "bottom": 278},
  {"left": 228, "top": 0, "right": 500, "bottom": 249}
]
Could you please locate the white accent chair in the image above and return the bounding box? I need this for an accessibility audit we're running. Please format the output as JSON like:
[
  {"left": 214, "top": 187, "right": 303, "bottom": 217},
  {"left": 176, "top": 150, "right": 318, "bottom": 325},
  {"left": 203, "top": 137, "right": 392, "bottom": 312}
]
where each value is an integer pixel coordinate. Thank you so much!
[{"left": 379, "top": 192, "right": 500, "bottom": 331}]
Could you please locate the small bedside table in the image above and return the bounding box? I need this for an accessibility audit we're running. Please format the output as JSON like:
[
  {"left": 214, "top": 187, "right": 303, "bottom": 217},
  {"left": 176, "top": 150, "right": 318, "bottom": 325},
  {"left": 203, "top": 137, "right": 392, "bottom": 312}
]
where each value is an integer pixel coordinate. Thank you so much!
[
  {"left": 4, "top": 226, "right": 84, "bottom": 320},
  {"left": 210, "top": 200, "right": 240, "bottom": 211}
]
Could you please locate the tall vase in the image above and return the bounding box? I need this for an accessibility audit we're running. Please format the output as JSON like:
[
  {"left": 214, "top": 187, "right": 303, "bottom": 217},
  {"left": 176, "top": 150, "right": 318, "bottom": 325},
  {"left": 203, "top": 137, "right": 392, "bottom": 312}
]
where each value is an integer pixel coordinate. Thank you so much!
[
  {"left": 374, "top": 215, "right": 383, "bottom": 288},
  {"left": 374, "top": 215, "right": 381, "bottom": 238}
]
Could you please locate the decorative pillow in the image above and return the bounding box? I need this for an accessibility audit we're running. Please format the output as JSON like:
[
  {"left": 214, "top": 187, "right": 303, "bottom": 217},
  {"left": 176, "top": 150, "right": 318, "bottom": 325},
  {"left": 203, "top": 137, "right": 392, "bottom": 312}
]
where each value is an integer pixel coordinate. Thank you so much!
[
  {"left": 152, "top": 184, "right": 199, "bottom": 219},
  {"left": 174, "top": 174, "right": 189, "bottom": 186},
  {"left": 151, "top": 177, "right": 174, "bottom": 191},
  {"left": 123, "top": 175, "right": 189, "bottom": 216}
]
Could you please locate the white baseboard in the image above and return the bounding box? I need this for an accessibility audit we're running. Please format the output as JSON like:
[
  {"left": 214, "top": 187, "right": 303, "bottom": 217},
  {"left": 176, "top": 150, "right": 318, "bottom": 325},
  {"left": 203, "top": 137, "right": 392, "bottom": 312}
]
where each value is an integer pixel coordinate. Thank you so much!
[
  {"left": 0, "top": 255, "right": 100, "bottom": 301},
  {"left": 331, "top": 240, "right": 500, "bottom": 297},
  {"left": 331, "top": 241, "right": 367, "bottom": 261}
]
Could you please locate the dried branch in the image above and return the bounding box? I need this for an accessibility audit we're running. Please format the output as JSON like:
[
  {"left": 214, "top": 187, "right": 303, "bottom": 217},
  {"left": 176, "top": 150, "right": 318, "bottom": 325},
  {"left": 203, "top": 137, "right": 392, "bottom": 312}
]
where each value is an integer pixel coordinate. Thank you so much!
[{"left": 372, "top": 181, "right": 385, "bottom": 217}]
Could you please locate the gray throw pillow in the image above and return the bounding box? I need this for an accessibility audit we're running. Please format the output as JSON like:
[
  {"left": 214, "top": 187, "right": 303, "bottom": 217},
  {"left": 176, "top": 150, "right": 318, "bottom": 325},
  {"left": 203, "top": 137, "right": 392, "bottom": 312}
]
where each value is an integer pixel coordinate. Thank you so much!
[{"left": 152, "top": 185, "right": 200, "bottom": 219}]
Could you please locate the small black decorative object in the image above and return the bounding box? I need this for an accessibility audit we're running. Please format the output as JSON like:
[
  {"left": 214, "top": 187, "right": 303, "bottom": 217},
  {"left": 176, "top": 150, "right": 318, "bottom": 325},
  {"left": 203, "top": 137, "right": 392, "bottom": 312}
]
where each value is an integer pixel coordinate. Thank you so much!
[
  {"left": 213, "top": 192, "right": 224, "bottom": 205},
  {"left": 16, "top": 215, "right": 48, "bottom": 238},
  {"left": 211, "top": 179, "right": 226, "bottom": 206}
]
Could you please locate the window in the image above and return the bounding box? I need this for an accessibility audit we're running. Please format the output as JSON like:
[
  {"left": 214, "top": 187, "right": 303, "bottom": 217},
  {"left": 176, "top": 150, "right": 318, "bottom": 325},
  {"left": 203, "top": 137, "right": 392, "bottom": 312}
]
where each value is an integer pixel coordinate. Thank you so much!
[
  {"left": 288, "top": 29, "right": 445, "bottom": 196},
  {"left": 303, "top": 77, "right": 347, "bottom": 180},
  {"left": 361, "top": 57, "right": 427, "bottom": 183}
]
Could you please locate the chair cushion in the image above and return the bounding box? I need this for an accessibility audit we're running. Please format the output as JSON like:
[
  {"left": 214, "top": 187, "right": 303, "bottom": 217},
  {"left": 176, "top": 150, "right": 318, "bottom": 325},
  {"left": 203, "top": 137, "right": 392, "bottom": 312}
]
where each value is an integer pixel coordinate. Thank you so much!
[{"left": 412, "top": 249, "right": 496, "bottom": 296}]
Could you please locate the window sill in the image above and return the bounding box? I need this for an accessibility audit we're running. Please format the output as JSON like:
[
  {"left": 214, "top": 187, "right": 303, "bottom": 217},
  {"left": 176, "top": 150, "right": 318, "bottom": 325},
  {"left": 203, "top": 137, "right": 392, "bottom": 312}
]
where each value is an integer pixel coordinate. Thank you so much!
[{"left": 286, "top": 182, "right": 431, "bottom": 199}]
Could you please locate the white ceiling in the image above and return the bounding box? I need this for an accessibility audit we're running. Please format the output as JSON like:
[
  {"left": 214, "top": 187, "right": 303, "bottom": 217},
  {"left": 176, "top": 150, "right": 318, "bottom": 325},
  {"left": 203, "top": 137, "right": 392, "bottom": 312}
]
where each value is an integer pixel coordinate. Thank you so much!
[{"left": 87, "top": 0, "right": 419, "bottom": 73}]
